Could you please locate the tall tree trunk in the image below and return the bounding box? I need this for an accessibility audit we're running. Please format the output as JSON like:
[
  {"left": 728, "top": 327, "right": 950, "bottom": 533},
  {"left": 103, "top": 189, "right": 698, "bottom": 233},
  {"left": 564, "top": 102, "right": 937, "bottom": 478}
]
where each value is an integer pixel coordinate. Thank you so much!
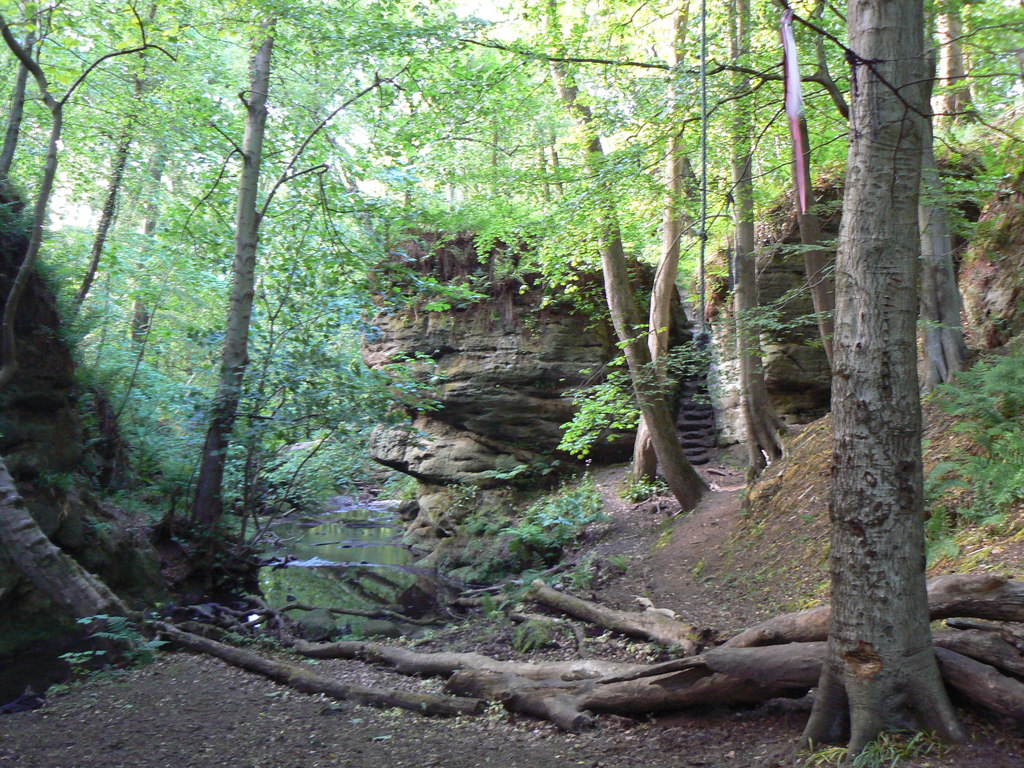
[
  {"left": 933, "top": 10, "right": 973, "bottom": 123},
  {"left": 730, "top": 0, "right": 783, "bottom": 479},
  {"left": 74, "top": 125, "right": 134, "bottom": 307},
  {"left": 633, "top": 9, "right": 690, "bottom": 480},
  {"left": 919, "top": 117, "right": 967, "bottom": 392},
  {"left": 0, "top": 31, "right": 32, "bottom": 183},
  {"left": 800, "top": 0, "right": 965, "bottom": 752},
  {"left": 548, "top": 58, "right": 705, "bottom": 511},
  {"left": 130, "top": 150, "right": 165, "bottom": 346},
  {"left": 192, "top": 34, "right": 274, "bottom": 527},
  {"left": 0, "top": 457, "right": 127, "bottom": 618}
]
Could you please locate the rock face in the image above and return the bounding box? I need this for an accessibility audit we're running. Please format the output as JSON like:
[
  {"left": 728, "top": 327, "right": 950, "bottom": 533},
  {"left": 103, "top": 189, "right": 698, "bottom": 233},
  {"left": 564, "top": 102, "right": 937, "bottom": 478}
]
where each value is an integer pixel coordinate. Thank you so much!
[
  {"left": 363, "top": 234, "right": 690, "bottom": 544},
  {"left": 365, "top": 300, "right": 619, "bottom": 486},
  {"left": 960, "top": 170, "right": 1024, "bottom": 350},
  {"left": 0, "top": 194, "right": 164, "bottom": 653},
  {"left": 710, "top": 187, "right": 838, "bottom": 442},
  {"left": 363, "top": 234, "right": 630, "bottom": 487}
]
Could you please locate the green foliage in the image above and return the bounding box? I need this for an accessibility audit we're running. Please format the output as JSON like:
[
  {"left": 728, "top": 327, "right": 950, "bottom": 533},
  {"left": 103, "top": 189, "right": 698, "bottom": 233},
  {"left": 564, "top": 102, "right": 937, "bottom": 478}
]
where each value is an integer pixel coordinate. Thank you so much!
[
  {"left": 558, "top": 366, "right": 638, "bottom": 459},
  {"left": 925, "top": 354, "right": 1024, "bottom": 560},
  {"left": 621, "top": 474, "right": 668, "bottom": 503},
  {"left": 60, "top": 615, "right": 167, "bottom": 674},
  {"left": 503, "top": 476, "right": 606, "bottom": 565},
  {"left": 511, "top": 619, "right": 558, "bottom": 652},
  {"left": 800, "top": 731, "right": 948, "bottom": 768}
]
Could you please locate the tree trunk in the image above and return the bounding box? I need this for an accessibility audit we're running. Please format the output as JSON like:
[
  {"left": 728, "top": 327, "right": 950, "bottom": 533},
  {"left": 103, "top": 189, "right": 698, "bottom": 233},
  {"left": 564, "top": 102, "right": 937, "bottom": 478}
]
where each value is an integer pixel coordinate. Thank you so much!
[
  {"left": 0, "top": 31, "right": 32, "bottom": 182},
  {"left": 548, "top": 59, "right": 705, "bottom": 511},
  {"left": 919, "top": 117, "right": 967, "bottom": 392},
  {"left": 192, "top": 34, "right": 273, "bottom": 527},
  {"left": 74, "top": 125, "right": 134, "bottom": 307},
  {"left": 0, "top": 457, "right": 128, "bottom": 618},
  {"left": 633, "top": 11, "right": 688, "bottom": 480},
  {"left": 130, "top": 149, "right": 165, "bottom": 345},
  {"left": 933, "top": 11, "right": 973, "bottom": 123},
  {"left": 794, "top": 118, "right": 835, "bottom": 369},
  {"left": 801, "top": 0, "right": 965, "bottom": 751},
  {"left": 730, "top": 0, "right": 784, "bottom": 479}
]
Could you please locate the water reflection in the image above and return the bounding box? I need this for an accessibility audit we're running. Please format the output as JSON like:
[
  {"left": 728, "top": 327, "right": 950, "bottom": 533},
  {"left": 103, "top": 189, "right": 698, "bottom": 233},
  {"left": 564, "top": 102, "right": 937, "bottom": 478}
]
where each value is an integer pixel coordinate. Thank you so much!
[{"left": 259, "top": 500, "right": 434, "bottom": 637}]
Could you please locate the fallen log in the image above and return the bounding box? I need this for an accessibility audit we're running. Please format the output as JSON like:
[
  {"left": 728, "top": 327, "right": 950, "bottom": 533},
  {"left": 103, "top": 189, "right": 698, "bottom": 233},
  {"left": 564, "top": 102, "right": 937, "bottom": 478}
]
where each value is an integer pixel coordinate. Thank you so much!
[
  {"left": 936, "top": 647, "right": 1024, "bottom": 719},
  {"left": 443, "top": 643, "right": 822, "bottom": 732},
  {"left": 525, "top": 580, "right": 701, "bottom": 653},
  {"left": 934, "top": 629, "right": 1024, "bottom": 679},
  {"left": 725, "top": 574, "right": 1024, "bottom": 648},
  {"left": 293, "top": 638, "right": 648, "bottom": 680},
  {"left": 154, "top": 622, "right": 483, "bottom": 717}
]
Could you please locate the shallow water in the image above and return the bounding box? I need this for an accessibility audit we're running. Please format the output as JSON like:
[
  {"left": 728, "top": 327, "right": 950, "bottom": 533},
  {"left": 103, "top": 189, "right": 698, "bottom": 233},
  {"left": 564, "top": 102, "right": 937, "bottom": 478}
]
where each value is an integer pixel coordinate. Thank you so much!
[{"left": 259, "top": 499, "right": 435, "bottom": 635}]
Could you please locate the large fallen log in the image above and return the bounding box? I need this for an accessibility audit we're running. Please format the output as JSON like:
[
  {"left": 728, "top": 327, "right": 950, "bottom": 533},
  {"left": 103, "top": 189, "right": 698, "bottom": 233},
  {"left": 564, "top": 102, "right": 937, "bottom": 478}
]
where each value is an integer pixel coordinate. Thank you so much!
[
  {"left": 936, "top": 647, "right": 1024, "bottom": 719},
  {"left": 934, "top": 628, "right": 1024, "bottom": 678},
  {"left": 525, "top": 580, "right": 701, "bottom": 652},
  {"left": 293, "top": 638, "right": 648, "bottom": 681},
  {"left": 725, "top": 574, "right": 1024, "bottom": 648},
  {"left": 154, "top": 622, "right": 484, "bottom": 716},
  {"left": 443, "top": 642, "right": 824, "bottom": 731}
]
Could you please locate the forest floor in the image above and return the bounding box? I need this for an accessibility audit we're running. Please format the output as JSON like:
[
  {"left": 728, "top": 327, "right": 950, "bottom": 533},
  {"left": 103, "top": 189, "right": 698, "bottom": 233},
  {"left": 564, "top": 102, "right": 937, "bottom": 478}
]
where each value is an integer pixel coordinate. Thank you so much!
[{"left": 2, "top": 451, "right": 1023, "bottom": 768}]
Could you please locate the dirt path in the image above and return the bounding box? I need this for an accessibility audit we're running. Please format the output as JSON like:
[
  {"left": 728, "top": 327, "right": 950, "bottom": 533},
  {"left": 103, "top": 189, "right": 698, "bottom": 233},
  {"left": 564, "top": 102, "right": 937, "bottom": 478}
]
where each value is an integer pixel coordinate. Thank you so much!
[{"left": 2, "top": 457, "right": 1023, "bottom": 767}]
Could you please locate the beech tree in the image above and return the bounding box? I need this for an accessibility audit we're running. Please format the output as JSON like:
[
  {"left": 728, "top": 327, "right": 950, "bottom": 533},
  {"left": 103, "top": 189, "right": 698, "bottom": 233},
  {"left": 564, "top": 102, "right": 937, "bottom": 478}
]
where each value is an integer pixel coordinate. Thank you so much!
[
  {"left": 801, "top": 0, "right": 965, "bottom": 751},
  {"left": 731, "top": 0, "right": 783, "bottom": 478}
]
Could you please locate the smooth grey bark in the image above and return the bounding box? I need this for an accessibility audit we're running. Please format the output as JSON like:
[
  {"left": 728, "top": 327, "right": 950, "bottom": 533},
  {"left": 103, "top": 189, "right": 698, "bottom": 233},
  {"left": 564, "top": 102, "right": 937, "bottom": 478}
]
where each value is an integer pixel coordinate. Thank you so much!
[
  {"left": 0, "top": 31, "right": 32, "bottom": 182},
  {"left": 192, "top": 34, "right": 274, "bottom": 527},
  {"left": 633, "top": 9, "right": 690, "bottom": 480},
  {"left": 919, "top": 118, "right": 967, "bottom": 392},
  {"left": 729, "top": 0, "right": 783, "bottom": 479},
  {"left": 801, "top": 0, "right": 965, "bottom": 752},
  {"left": 549, "top": 56, "right": 705, "bottom": 511}
]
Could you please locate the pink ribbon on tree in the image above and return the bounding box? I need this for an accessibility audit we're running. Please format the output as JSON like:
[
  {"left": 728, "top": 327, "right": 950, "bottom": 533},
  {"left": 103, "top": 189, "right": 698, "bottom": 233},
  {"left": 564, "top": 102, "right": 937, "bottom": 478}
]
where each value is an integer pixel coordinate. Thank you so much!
[{"left": 781, "top": 9, "right": 811, "bottom": 214}]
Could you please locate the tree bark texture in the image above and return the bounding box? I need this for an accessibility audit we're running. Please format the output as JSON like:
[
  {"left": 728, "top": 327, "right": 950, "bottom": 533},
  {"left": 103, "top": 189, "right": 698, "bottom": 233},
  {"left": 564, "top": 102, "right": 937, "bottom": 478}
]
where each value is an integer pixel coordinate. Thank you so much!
[
  {"left": 919, "top": 119, "right": 967, "bottom": 392},
  {"left": 801, "top": 0, "right": 965, "bottom": 750},
  {"left": 549, "top": 60, "right": 705, "bottom": 511},
  {"left": 933, "top": 11, "right": 973, "bottom": 122},
  {"left": 632, "top": 10, "right": 689, "bottom": 480},
  {"left": 0, "top": 457, "right": 128, "bottom": 618},
  {"left": 730, "top": 0, "right": 784, "bottom": 479},
  {"left": 0, "top": 31, "right": 32, "bottom": 182},
  {"left": 192, "top": 34, "right": 273, "bottom": 527},
  {"left": 725, "top": 574, "right": 1024, "bottom": 648}
]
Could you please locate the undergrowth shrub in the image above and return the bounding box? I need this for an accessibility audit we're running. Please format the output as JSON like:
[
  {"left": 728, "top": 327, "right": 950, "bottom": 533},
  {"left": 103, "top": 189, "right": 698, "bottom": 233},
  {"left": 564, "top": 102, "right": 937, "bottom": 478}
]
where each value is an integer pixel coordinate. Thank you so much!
[
  {"left": 503, "top": 476, "right": 605, "bottom": 565},
  {"left": 925, "top": 354, "right": 1024, "bottom": 560}
]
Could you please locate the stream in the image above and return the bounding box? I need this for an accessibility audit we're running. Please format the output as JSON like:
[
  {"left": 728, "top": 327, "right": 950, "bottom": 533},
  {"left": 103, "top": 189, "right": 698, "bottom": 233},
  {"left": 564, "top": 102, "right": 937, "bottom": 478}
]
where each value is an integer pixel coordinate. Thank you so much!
[{"left": 259, "top": 497, "right": 441, "bottom": 638}]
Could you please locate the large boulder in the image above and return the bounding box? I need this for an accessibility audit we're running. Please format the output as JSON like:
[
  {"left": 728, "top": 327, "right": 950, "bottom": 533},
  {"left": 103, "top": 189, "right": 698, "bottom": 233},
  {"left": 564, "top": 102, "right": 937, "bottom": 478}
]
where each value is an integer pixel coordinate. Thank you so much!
[{"left": 365, "top": 292, "right": 619, "bottom": 486}]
